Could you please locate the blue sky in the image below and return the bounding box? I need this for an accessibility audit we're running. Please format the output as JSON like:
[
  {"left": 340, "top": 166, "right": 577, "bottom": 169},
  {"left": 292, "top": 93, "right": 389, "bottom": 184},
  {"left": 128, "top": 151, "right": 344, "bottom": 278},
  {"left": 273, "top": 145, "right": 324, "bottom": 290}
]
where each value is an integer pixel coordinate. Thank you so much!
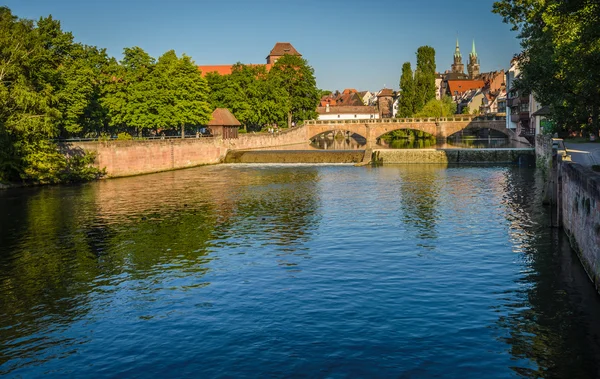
[{"left": 4, "top": 0, "right": 521, "bottom": 91}]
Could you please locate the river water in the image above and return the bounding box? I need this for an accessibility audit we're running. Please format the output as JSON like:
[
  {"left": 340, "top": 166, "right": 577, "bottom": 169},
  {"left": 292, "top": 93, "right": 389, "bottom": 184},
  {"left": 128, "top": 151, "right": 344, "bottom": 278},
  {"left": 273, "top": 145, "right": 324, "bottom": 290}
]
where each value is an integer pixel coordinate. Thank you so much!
[{"left": 1, "top": 164, "right": 600, "bottom": 378}]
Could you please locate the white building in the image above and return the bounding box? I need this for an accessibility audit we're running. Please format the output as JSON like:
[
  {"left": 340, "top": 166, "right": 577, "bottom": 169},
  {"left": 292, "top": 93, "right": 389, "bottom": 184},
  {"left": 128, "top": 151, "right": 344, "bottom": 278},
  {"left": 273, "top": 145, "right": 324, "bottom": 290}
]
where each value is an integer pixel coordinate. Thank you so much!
[
  {"left": 317, "top": 105, "right": 380, "bottom": 121},
  {"left": 506, "top": 57, "right": 543, "bottom": 141}
]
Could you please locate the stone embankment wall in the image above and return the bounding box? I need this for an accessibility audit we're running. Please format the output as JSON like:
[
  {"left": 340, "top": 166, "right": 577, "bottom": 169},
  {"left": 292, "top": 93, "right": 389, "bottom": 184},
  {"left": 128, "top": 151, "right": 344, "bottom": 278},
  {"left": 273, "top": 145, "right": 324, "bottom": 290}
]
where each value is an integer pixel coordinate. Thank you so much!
[
  {"left": 536, "top": 134, "right": 553, "bottom": 174},
  {"left": 67, "top": 126, "right": 308, "bottom": 177},
  {"left": 558, "top": 161, "right": 600, "bottom": 292},
  {"left": 373, "top": 148, "right": 535, "bottom": 164}
]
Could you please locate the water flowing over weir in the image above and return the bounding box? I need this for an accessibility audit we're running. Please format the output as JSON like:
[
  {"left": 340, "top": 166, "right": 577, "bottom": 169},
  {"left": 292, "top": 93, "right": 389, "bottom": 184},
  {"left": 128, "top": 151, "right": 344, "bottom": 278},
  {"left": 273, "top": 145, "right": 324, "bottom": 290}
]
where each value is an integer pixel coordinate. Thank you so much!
[
  {"left": 224, "top": 148, "right": 536, "bottom": 165},
  {"left": 224, "top": 149, "right": 366, "bottom": 164}
]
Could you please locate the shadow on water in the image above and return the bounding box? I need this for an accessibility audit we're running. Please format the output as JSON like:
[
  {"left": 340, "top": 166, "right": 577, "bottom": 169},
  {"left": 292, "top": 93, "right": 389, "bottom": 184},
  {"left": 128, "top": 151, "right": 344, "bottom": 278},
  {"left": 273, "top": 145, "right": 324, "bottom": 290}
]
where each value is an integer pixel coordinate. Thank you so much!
[
  {"left": 493, "top": 167, "right": 600, "bottom": 378},
  {"left": 0, "top": 166, "right": 321, "bottom": 373}
]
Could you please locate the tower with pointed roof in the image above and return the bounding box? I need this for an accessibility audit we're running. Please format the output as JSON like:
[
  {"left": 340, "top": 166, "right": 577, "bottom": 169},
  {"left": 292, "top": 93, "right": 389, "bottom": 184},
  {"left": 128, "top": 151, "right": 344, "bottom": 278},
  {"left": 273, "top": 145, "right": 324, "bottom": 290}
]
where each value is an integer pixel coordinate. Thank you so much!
[
  {"left": 451, "top": 38, "right": 464, "bottom": 74},
  {"left": 467, "top": 40, "right": 480, "bottom": 79}
]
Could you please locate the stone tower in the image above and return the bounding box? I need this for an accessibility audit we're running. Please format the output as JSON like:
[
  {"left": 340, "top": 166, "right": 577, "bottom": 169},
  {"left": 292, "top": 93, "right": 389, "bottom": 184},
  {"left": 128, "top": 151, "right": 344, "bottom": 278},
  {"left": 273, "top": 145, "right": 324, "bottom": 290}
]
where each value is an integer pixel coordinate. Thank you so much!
[
  {"left": 467, "top": 40, "right": 480, "bottom": 79},
  {"left": 451, "top": 38, "right": 464, "bottom": 74}
]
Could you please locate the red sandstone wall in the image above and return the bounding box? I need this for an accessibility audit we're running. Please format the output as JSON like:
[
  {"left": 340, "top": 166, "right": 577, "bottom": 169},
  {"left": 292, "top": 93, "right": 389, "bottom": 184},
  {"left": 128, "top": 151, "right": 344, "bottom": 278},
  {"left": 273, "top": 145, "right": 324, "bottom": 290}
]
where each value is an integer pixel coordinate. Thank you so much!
[{"left": 67, "top": 126, "right": 308, "bottom": 178}]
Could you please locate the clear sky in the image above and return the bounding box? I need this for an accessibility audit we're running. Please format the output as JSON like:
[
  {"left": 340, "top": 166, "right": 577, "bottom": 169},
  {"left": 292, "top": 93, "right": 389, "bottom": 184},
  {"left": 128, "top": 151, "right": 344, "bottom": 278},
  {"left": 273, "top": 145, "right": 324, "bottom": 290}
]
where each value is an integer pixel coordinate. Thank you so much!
[{"left": 4, "top": 0, "right": 520, "bottom": 92}]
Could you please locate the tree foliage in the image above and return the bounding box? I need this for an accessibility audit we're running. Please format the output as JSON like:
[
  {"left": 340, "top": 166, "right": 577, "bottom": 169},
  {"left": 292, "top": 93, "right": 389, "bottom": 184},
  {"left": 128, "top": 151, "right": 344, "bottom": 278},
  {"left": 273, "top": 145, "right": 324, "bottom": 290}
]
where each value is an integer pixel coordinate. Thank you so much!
[
  {"left": 0, "top": 7, "right": 103, "bottom": 183},
  {"left": 206, "top": 64, "right": 288, "bottom": 131},
  {"left": 268, "top": 55, "right": 319, "bottom": 128},
  {"left": 493, "top": 0, "right": 600, "bottom": 135},
  {"left": 0, "top": 6, "right": 322, "bottom": 183},
  {"left": 414, "top": 96, "right": 457, "bottom": 118},
  {"left": 398, "top": 62, "right": 416, "bottom": 117},
  {"left": 413, "top": 46, "right": 437, "bottom": 113}
]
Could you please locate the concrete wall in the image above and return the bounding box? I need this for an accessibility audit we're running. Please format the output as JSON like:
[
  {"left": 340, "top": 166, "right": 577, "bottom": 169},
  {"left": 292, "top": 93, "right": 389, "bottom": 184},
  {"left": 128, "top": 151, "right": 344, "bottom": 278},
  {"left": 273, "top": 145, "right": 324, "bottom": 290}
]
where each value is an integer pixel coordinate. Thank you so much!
[
  {"left": 558, "top": 162, "right": 600, "bottom": 292},
  {"left": 67, "top": 126, "right": 308, "bottom": 178},
  {"left": 373, "top": 148, "right": 535, "bottom": 164}
]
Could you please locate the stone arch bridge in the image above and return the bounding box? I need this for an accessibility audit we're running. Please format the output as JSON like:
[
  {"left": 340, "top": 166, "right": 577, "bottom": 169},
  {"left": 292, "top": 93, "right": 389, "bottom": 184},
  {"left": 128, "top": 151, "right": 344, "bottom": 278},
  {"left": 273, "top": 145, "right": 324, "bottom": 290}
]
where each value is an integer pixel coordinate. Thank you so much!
[{"left": 304, "top": 116, "right": 517, "bottom": 146}]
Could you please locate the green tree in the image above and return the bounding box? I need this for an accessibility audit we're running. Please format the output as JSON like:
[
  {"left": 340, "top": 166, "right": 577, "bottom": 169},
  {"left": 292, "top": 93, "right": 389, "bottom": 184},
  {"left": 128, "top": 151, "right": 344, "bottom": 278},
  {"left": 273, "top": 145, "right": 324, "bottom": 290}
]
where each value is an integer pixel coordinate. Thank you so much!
[
  {"left": 152, "top": 50, "right": 211, "bottom": 137},
  {"left": 414, "top": 46, "right": 437, "bottom": 113},
  {"left": 493, "top": 0, "right": 600, "bottom": 136},
  {"left": 102, "top": 46, "right": 158, "bottom": 136},
  {"left": 0, "top": 7, "right": 102, "bottom": 183},
  {"left": 206, "top": 64, "right": 288, "bottom": 131},
  {"left": 268, "top": 55, "right": 319, "bottom": 127},
  {"left": 414, "top": 96, "right": 457, "bottom": 118},
  {"left": 398, "top": 62, "right": 415, "bottom": 117}
]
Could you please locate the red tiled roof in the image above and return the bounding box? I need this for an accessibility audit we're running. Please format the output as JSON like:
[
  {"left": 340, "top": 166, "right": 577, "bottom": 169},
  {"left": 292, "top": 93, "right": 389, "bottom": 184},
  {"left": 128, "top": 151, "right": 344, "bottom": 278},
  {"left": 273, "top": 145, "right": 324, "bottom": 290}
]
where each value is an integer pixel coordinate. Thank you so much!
[
  {"left": 320, "top": 96, "right": 337, "bottom": 107},
  {"left": 207, "top": 108, "right": 241, "bottom": 126},
  {"left": 378, "top": 88, "right": 394, "bottom": 97},
  {"left": 268, "top": 42, "right": 301, "bottom": 57},
  {"left": 335, "top": 92, "right": 364, "bottom": 106},
  {"left": 342, "top": 88, "right": 358, "bottom": 94},
  {"left": 198, "top": 63, "right": 273, "bottom": 77},
  {"left": 447, "top": 80, "right": 485, "bottom": 95}
]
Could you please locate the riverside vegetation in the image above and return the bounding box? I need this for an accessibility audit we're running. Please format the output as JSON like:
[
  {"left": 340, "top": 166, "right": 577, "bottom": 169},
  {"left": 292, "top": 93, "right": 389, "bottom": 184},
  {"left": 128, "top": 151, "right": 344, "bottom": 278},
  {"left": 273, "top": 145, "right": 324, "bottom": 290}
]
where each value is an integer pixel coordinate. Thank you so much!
[{"left": 0, "top": 7, "right": 319, "bottom": 184}]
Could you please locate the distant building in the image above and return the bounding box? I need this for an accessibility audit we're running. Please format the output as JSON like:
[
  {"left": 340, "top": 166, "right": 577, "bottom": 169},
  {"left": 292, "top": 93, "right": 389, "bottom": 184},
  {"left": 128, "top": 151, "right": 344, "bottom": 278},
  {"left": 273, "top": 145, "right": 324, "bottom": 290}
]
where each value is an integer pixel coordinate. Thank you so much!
[
  {"left": 467, "top": 40, "right": 480, "bottom": 79},
  {"left": 505, "top": 57, "right": 543, "bottom": 143},
  {"left": 358, "top": 91, "right": 374, "bottom": 106},
  {"left": 447, "top": 79, "right": 485, "bottom": 101},
  {"left": 451, "top": 39, "right": 465, "bottom": 75},
  {"left": 376, "top": 88, "right": 395, "bottom": 118},
  {"left": 317, "top": 105, "right": 379, "bottom": 120},
  {"left": 197, "top": 42, "right": 301, "bottom": 77},
  {"left": 207, "top": 108, "right": 241, "bottom": 139},
  {"left": 266, "top": 42, "right": 301, "bottom": 64},
  {"left": 437, "top": 38, "right": 507, "bottom": 116}
]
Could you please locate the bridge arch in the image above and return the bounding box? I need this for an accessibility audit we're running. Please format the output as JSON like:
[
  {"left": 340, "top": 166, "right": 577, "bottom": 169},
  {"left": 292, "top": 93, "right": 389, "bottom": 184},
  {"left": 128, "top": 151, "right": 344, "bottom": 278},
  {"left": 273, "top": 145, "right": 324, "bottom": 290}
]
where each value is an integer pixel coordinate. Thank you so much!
[{"left": 303, "top": 116, "right": 514, "bottom": 146}]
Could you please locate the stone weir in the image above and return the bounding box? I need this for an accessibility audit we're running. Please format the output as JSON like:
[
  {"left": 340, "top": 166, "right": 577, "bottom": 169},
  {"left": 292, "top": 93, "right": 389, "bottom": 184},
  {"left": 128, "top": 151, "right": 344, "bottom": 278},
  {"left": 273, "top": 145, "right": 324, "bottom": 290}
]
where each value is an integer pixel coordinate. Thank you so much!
[
  {"left": 224, "top": 150, "right": 366, "bottom": 164},
  {"left": 373, "top": 148, "right": 536, "bottom": 164}
]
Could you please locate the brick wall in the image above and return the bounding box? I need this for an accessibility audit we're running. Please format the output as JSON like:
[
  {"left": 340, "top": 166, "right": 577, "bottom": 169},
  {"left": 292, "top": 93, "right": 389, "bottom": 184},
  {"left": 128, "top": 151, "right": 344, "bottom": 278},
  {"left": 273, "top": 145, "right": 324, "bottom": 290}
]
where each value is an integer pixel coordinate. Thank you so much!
[{"left": 65, "top": 126, "right": 309, "bottom": 178}]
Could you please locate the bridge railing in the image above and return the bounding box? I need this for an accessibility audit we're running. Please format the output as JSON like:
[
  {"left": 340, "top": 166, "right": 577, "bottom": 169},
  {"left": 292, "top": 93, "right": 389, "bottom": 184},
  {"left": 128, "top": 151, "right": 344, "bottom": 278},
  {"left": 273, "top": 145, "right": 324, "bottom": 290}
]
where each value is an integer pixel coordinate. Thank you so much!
[{"left": 304, "top": 115, "right": 506, "bottom": 125}]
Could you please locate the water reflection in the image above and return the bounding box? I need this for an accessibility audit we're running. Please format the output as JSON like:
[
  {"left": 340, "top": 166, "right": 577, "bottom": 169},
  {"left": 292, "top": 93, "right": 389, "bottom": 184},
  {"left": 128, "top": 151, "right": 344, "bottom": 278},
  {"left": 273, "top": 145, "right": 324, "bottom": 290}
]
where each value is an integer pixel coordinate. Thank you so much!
[
  {"left": 1, "top": 165, "right": 600, "bottom": 377},
  {"left": 0, "top": 166, "right": 321, "bottom": 373},
  {"left": 310, "top": 133, "right": 366, "bottom": 150},
  {"left": 377, "top": 137, "right": 530, "bottom": 149}
]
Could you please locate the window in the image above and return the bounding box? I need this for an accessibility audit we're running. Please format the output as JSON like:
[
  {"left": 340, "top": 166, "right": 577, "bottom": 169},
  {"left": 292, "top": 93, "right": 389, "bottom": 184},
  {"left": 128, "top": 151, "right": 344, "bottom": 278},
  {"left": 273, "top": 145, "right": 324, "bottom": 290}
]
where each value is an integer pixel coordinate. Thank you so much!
[
  {"left": 338, "top": 115, "right": 340, "bottom": 118},
  {"left": 354, "top": 115, "right": 357, "bottom": 118}
]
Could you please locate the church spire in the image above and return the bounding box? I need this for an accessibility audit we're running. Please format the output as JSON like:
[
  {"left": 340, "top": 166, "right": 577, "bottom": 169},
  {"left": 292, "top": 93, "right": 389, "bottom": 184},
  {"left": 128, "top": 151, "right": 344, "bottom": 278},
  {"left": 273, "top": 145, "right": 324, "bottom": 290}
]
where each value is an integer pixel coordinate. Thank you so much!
[
  {"left": 471, "top": 40, "right": 477, "bottom": 58},
  {"left": 467, "top": 39, "right": 480, "bottom": 79},
  {"left": 454, "top": 38, "right": 462, "bottom": 58}
]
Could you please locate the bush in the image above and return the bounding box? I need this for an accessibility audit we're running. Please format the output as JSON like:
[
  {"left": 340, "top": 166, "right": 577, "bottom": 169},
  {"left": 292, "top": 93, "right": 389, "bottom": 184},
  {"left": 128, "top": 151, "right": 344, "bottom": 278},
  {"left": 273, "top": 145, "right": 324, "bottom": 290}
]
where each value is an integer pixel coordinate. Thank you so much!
[{"left": 117, "top": 132, "right": 133, "bottom": 140}]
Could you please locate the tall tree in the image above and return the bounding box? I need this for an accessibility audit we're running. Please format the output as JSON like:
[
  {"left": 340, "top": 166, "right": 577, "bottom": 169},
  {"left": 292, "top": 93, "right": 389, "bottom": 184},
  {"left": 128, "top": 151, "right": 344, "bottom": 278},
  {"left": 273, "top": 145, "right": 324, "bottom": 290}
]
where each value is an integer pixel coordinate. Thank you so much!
[
  {"left": 268, "top": 55, "right": 319, "bottom": 128},
  {"left": 102, "top": 46, "right": 158, "bottom": 136},
  {"left": 493, "top": 0, "right": 600, "bottom": 136},
  {"left": 398, "top": 62, "right": 415, "bottom": 117},
  {"left": 0, "top": 8, "right": 102, "bottom": 183},
  {"left": 413, "top": 46, "right": 437, "bottom": 112},
  {"left": 152, "top": 50, "right": 211, "bottom": 137}
]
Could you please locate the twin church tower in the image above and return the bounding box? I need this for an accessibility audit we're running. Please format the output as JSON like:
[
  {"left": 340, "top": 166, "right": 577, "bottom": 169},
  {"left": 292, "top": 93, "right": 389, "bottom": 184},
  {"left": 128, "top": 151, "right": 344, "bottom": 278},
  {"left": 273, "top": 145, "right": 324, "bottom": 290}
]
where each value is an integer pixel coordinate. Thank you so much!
[{"left": 451, "top": 39, "right": 480, "bottom": 79}]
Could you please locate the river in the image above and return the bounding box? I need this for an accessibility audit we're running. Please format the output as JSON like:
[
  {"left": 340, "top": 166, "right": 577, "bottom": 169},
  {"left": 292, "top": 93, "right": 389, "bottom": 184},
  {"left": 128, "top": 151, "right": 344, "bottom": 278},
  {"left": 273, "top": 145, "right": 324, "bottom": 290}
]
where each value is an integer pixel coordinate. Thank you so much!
[{"left": 1, "top": 164, "right": 600, "bottom": 378}]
